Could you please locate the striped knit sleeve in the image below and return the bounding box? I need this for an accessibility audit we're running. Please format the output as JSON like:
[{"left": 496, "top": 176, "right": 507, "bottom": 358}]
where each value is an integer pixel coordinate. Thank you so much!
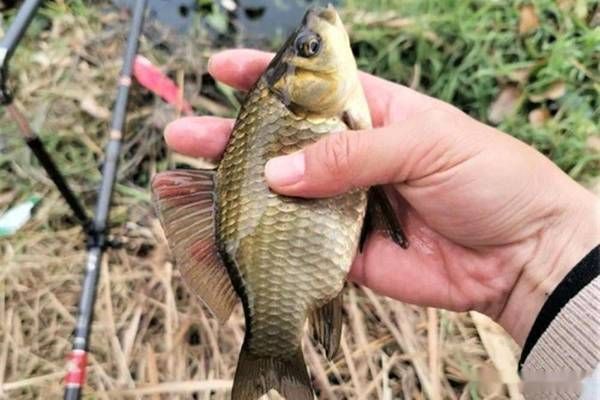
[{"left": 520, "top": 246, "right": 599, "bottom": 400}]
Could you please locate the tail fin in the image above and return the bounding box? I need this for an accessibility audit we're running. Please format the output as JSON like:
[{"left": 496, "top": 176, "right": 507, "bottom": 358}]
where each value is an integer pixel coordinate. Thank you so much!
[{"left": 232, "top": 346, "right": 313, "bottom": 400}]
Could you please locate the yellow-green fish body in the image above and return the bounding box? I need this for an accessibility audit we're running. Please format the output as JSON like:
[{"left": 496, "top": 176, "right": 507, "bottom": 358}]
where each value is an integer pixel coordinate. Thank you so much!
[
  {"left": 152, "top": 6, "right": 406, "bottom": 399},
  {"left": 216, "top": 77, "right": 366, "bottom": 377}
]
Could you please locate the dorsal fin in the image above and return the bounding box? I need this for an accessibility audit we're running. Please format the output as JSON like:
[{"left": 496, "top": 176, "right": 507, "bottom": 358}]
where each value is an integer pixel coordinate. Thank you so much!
[{"left": 152, "top": 169, "right": 238, "bottom": 323}]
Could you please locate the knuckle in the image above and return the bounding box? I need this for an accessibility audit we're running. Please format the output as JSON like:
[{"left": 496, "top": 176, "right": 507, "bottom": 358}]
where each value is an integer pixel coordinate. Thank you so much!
[
  {"left": 321, "top": 133, "right": 355, "bottom": 178},
  {"left": 427, "top": 107, "right": 454, "bottom": 127},
  {"left": 425, "top": 106, "right": 469, "bottom": 136}
]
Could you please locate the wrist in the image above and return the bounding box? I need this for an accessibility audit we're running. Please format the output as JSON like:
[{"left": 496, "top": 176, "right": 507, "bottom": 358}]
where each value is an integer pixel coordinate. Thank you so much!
[{"left": 497, "top": 186, "right": 600, "bottom": 345}]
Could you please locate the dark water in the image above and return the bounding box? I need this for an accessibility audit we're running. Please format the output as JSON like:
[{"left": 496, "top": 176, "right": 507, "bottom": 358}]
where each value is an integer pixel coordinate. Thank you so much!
[
  {"left": 230, "top": 0, "right": 342, "bottom": 43},
  {"left": 112, "top": 0, "right": 197, "bottom": 32},
  {"left": 113, "top": 0, "right": 342, "bottom": 44}
]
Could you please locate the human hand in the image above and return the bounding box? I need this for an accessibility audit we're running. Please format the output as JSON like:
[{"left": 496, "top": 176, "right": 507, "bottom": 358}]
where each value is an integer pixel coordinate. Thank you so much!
[{"left": 164, "top": 49, "right": 600, "bottom": 344}]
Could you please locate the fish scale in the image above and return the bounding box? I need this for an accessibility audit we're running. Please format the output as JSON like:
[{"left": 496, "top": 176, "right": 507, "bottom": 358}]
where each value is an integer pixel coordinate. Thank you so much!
[{"left": 216, "top": 81, "right": 367, "bottom": 359}]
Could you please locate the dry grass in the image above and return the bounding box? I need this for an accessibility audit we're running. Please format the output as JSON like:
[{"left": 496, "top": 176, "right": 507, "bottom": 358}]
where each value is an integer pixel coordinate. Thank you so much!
[
  {"left": 0, "top": 2, "right": 528, "bottom": 399},
  {"left": 1, "top": 226, "right": 521, "bottom": 399}
]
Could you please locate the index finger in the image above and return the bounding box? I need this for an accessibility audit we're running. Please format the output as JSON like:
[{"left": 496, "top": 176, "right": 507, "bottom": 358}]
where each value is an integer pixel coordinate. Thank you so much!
[{"left": 208, "top": 49, "right": 444, "bottom": 126}]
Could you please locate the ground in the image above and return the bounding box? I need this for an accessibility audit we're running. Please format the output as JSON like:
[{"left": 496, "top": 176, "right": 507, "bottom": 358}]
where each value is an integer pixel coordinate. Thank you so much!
[{"left": 0, "top": 0, "right": 598, "bottom": 399}]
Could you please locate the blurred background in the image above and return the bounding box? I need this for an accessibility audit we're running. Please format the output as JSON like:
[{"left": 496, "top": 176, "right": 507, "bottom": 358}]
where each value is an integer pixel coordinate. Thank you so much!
[{"left": 0, "top": 0, "right": 598, "bottom": 398}]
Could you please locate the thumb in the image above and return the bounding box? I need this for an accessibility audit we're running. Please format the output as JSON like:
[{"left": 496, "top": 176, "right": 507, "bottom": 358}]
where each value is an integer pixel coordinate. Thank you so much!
[{"left": 264, "top": 108, "right": 458, "bottom": 198}]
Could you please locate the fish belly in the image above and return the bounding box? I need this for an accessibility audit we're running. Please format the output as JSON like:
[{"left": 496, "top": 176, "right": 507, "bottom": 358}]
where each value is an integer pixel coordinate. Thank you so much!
[{"left": 237, "top": 194, "right": 365, "bottom": 358}]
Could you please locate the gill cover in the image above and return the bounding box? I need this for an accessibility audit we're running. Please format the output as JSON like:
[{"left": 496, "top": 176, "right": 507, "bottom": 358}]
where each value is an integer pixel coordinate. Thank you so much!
[{"left": 264, "top": 5, "right": 371, "bottom": 129}]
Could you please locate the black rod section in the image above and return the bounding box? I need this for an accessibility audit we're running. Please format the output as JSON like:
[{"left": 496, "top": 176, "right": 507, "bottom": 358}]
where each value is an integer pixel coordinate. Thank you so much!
[
  {"left": 0, "top": 0, "right": 89, "bottom": 227},
  {"left": 7, "top": 103, "right": 91, "bottom": 229},
  {"left": 0, "top": 0, "right": 44, "bottom": 103},
  {"left": 63, "top": 1, "right": 147, "bottom": 399}
]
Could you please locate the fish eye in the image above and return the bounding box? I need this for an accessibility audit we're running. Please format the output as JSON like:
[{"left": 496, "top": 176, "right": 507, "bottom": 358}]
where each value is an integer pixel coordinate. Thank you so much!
[{"left": 296, "top": 33, "right": 321, "bottom": 58}]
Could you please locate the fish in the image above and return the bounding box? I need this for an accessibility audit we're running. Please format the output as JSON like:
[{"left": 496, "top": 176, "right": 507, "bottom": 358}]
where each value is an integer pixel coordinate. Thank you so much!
[{"left": 152, "top": 5, "right": 407, "bottom": 399}]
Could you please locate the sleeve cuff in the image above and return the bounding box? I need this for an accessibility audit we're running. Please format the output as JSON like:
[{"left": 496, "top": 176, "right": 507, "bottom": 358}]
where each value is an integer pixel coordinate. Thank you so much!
[
  {"left": 519, "top": 244, "right": 599, "bottom": 368},
  {"left": 519, "top": 245, "right": 600, "bottom": 399}
]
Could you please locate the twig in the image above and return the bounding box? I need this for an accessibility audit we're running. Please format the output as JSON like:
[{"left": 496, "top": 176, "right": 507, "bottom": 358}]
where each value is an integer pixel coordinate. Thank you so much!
[
  {"left": 103, "top": 380, "right": 232, "bottom": 396},
  {"left": 427, "top": 307, "right": 442, "bottom": 400}
]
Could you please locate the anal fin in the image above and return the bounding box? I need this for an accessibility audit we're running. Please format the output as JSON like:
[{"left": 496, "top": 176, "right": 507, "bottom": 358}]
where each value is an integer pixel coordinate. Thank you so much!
[
  {"left": 152, "top": 169, "right": 237, "bottom": 323},
  {"left": 360, "top": 186, "right": 409, "bottom": 251},
  {"left": 310, "top": 291, "right": 344, "bottom": 359}
]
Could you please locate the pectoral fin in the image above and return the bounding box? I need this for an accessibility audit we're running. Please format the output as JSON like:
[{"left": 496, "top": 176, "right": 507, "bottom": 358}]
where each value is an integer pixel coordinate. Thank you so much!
[
  {"left": 310, "top": 291, "right": 344, "bottom": 359},
  {"left": 342, "top": 83, "right": 373, "bottom": 131},
  {"left": 152, "top": 169, "right": 238, "bottom": 323},
  {"left": 360, "top": 186, "right": 409, "bottom": 251}
]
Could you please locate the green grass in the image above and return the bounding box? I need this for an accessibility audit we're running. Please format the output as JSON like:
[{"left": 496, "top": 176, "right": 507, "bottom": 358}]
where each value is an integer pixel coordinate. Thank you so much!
[
  {"left": 0, "top": 0, "right": 597, "bottom": 215},
  {"left": 345, "top": 0, "right": 599, "bottom": 181}
]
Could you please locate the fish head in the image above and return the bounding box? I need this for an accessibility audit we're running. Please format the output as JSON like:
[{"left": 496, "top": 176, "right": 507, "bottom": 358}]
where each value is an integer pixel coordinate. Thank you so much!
[{"left": 264, "top": 5, "right": 371, "bottom": 128}]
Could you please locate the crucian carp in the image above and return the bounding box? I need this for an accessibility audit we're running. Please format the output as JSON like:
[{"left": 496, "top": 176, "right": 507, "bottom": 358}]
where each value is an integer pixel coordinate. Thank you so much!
[{"left": 152, "top": 5, "right": 407, "bottom": 399}]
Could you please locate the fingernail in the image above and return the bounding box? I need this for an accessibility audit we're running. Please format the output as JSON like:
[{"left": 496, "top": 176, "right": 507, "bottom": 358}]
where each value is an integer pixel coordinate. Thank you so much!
[
  {"left": 265, "top": 152, "right": 305, "bottom": 186},
  {"left": 164, "top": 119, "right": 178, "bottom": 138},
  {"left": 207, "top": 52, "right": 225, "bottom": 74}
]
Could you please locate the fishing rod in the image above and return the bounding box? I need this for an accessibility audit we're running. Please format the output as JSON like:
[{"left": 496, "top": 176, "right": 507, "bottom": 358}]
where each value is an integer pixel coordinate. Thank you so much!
[
  {"left": 63, "top": 0, "right": 148, "bottom": 398},
  {"left": 0, "top": 0, "right": 43, "bottom": 104},
  {"left": 0, "top": 0, "right": 92, "bottom": 231}
]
